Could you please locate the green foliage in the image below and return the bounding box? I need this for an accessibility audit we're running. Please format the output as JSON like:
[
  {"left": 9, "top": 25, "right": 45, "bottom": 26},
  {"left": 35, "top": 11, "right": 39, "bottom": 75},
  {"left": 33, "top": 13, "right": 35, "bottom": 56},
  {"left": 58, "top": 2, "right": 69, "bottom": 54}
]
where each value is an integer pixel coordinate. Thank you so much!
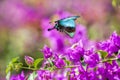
[
  {"left": 6, "top": 57, "right": 20, "bottom": 74},
  {"left": 117, "top": 59, "right": 120, "bottom": 66},
  {"left": 6, "top": 56, "right": 44, "bottom": 75},
  {"left": 33, "top": 58, "right": 43, "bottom": 69},
  {"left": 6, "top": 57, "right": 21, "bottom": 80},
  {"left": 14, "top": 63, "right": 23, "bottom": 71},
  {"left": 98, "top": 50, "right": 114, "bottom": 64},
  {"left": 64, "top": 59, "right": 71, "bottom": 66},
  {"left": 11, "top": 57, "right": 19, "bottom": 63},
  {"left": 98, "top": 50, "right": 108, "bottom": 59}
]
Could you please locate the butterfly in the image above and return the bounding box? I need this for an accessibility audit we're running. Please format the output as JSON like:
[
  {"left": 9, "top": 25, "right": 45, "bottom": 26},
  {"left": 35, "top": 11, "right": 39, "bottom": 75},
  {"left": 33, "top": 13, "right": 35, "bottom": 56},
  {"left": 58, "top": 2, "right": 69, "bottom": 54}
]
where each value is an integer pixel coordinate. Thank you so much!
[{"left": 48, "top": 16, "right": 80, "bottom": 37}]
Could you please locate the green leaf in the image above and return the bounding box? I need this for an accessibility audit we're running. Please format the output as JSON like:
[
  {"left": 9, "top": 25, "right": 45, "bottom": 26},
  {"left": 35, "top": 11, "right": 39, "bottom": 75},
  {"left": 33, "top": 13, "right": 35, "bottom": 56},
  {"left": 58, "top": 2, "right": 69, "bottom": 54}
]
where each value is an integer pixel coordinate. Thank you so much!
[
  {"left": 6, "top": 71, "right": 11, "bottom": 80},
  {"left": 98, "top": 50, "right": 108, "bottom": 59},
  {"left": 14, "top": 63, "right": 23, "bottom": 71},
  {"left": 108, "top": 60, "right": 113, "bottom": 65},
  {"left": 28, "top": 71, "right": 37, "bottom": 80},
  {"left": 11, "top": 57, "right": 19, "bottom": 63},
  {"left": 34, "top": 58, "right": 43, "bottom": 69},
  {"left": 102, "top": 57, "right": 114, "bottom": 64},
  {"left": 117, "top": 59, "right": 120, "bottom": 66},
  {"left": 6, "top": 57, "right": 20, "bottom": 74},
  {"left": 6, "top": 66, "right": 12, "bottom": 74},
  {"left": 64, "top": 60, "right": 71, "bottom": 66}
]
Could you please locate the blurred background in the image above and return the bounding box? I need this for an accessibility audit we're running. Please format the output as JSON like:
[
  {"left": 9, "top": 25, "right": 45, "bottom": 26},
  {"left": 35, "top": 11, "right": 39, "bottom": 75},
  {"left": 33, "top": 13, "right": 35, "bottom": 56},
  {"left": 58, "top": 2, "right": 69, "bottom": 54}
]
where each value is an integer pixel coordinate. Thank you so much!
[{"left": 0, "top": 0, "right": 120, "bottom": 79}]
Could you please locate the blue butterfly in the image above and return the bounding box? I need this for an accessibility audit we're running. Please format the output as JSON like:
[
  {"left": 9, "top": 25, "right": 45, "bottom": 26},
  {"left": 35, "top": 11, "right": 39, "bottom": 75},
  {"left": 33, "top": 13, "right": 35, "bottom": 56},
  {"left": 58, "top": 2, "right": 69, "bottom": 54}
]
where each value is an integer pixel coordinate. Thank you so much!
[{"left": 48, "top": 16, "right": 80, "bottom": 37}]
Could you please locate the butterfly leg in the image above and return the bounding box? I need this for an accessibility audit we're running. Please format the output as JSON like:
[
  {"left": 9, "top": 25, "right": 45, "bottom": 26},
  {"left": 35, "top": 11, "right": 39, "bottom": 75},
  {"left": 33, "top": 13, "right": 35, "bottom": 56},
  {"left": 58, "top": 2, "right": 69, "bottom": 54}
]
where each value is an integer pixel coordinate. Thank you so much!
[
  {"left": 56, "top": 27, "right": 59, "bottom": 31},
  {"left": 57, "top": 28, "right": 63, "bottom": 32}
]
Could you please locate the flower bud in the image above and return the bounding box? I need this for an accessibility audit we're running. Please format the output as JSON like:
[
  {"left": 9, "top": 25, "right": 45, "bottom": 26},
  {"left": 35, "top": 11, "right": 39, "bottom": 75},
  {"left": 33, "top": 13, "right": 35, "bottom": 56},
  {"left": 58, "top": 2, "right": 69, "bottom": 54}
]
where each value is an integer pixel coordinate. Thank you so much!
[{"left": 25, "top": 56, "right": 34, "bottom": 66}]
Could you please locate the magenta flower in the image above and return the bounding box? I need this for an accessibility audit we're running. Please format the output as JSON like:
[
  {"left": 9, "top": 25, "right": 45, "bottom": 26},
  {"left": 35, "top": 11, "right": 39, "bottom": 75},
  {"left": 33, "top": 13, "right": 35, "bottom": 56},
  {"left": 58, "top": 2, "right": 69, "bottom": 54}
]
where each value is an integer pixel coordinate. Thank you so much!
[
  {"left": 84, "top": 48, "right": 100, "bottom": 67},
  {"left": 68, "top": 49, "right": 81, "bottom": 62},
  {"left": 69, "top": 70, "right": 77, "bottom": 80},
  {"left": 10, "top": 71, "right": 25, "bottom": 80},
  {"left": 84, "top": 53, "right": 99, "bottom": 67},
  {"left": 37, "top": 70, "right": 52, "bottom": 80},
  {"left": 54, "top": 58, "right": 65, "bottom": 68},
  {"left": 50, "top": 53, "right": 65, "bottom": 68},
  {"left": 8, "top": 31, "right": 120, "bottom": 80},
  {"left": 67, "top": 40, "right": 84, "bottom": 62},
  {"left": 110, "top": 31, "right": 120, "bottom": 48},
  {"left": 41, "top": 45, "right": 53, "bottom": 59},
  {"left": 98, "top": 31, "right": 120, "bottom": 56}
]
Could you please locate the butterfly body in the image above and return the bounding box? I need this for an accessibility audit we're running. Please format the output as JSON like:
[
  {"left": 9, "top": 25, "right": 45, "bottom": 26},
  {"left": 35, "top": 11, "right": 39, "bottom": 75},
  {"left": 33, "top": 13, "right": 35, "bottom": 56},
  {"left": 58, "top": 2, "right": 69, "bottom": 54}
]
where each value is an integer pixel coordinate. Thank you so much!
[{"left": 48, "top": 16, "right": 80, "bottom": 37}]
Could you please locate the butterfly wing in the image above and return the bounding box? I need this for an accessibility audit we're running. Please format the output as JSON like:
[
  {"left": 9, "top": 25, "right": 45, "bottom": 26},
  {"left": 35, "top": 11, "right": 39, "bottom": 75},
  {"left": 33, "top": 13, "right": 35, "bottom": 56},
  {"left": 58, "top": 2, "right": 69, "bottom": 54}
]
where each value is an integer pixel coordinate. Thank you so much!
[
  {"left": 64, "top": 30, "right": 75, "bottom": 37},
  {"left": 60, "top": 16, "right": 80, "bottom": 21},
  {"left": 58, "top": 16, "right": 79, "bottom": 37},
  {"left": 59, "top": 20, "right": 75, "bottom": 28},
  {"left": 59, "top": 16, "right": 79, "bottom": 28},
  {"left": 48, "top": 16, "right": 79, "bottom": 37}
]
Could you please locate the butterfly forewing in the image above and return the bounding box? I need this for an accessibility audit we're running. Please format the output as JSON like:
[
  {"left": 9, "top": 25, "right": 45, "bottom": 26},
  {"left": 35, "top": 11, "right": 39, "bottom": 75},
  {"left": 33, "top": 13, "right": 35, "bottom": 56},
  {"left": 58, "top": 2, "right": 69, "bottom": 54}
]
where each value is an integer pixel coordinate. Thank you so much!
[
  {"left": 59, "top": 20, "right": 76, "bottom": 28},
  {"left": 60, "top": 16, "right": 80, "bottom": 21}
]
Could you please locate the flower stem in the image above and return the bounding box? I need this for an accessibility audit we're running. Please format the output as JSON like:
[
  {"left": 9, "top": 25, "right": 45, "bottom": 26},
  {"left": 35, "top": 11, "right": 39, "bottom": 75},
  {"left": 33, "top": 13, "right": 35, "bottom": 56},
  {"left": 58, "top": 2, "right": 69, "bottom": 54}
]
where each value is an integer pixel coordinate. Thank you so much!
[
  {"left": 101, "top": 58, "right": 118, "bottom": 63},
  {"left": 21, "top": 67, "right": 38, "bottom": 71}
]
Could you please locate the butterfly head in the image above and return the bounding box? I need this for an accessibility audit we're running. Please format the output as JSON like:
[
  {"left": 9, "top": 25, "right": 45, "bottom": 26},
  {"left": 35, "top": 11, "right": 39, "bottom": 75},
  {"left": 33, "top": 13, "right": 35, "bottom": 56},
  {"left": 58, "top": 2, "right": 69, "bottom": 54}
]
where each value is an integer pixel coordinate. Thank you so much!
[{"left": 48, "top": 21, "right": 58, "bottom": 31}]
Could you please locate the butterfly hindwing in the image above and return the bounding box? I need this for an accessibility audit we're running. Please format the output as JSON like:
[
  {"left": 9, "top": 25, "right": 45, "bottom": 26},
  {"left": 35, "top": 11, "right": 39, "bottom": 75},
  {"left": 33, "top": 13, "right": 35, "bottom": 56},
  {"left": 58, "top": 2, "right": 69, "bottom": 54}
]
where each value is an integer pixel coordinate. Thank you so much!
[
  {"left": 64, "top": 27, "right": 75, "bottom": 37},
  {"left": 64, "top": 30, "right": 75, "bottom": 37}
]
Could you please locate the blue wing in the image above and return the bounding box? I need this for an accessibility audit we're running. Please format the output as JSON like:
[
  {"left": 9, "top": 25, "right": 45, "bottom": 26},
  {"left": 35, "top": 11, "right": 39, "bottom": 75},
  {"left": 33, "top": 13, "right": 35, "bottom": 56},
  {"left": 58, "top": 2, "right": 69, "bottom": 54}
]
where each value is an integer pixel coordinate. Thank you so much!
[
  {"left": 58, "top": 16, "right": 79, "bottom": 28},
  {"left": 60, "top": 16, "right": 80, "bottom": 21},
  {"left": 59, "top": 20, "right": 75, "bottom": 28}
]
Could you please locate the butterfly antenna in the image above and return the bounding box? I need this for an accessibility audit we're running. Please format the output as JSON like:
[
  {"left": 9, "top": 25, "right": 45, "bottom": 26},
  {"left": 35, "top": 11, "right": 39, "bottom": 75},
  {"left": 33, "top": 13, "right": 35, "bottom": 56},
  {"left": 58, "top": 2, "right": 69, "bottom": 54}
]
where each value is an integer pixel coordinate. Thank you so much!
[
  {"left": 48, "top": 27, "right": 56, "bottom": 31},
  {"left": 74, "top": 16, "right": 80, "bottom": 20}
]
